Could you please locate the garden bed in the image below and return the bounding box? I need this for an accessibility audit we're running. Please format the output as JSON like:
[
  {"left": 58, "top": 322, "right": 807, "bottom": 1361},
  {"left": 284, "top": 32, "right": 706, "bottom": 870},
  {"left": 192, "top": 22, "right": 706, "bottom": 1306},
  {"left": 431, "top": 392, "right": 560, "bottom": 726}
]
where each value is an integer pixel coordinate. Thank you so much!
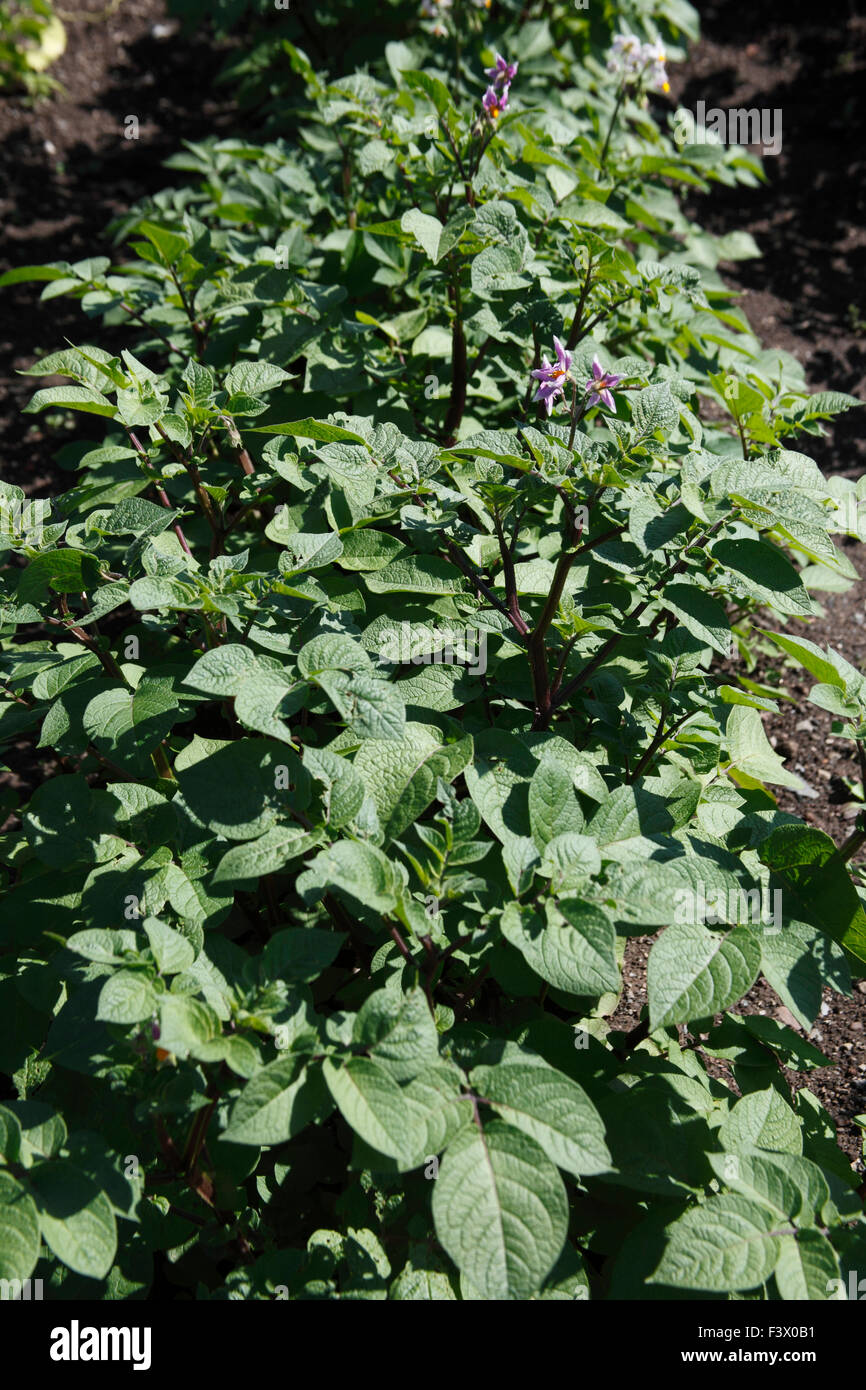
[{"left": 1, "top": 0, "right": 864, "bottom": 1305}]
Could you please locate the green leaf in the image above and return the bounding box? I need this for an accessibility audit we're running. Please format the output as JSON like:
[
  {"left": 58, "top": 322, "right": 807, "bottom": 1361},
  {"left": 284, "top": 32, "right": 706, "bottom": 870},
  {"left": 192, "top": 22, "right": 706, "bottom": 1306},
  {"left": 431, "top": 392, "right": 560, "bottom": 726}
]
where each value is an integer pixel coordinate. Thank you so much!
[
  {"left": 261, "top": 928, "right": 344, "bottom": 984},
  {"left": 707, "top": 1151, "right": 828, "bottom": 1226},
  {"left": 23, "top": 385, "right": 116, "bottom": 417},
  {"left": 137, "top": 219, "right": 189, "bottom": 266},
  {"left": 0, "top": 263, "right": 72, "bottom": 286},
  {"left": 726, "top": 705, "right": 813, "bottom": 793},
  {"left": 774, "top": 1230, "right": 840, "bottom": 1300},
  {"left": 719, "top": 1088, "right": 803, "bottom": 1155},
  {"left": 224, "top": 361, "right": 290, "bottom": 396},
  {"left": 302, "top": 746, "right": 366, "bottom": 829},
  {"left": 18, "top": 549, "right": 101, "bottom": 602},
  {"left": 128, "top": 575, "right": 198, "bottom": 612},
  {"left": 320, "top": 670, "right": 406, "bottom": 742},
  {"left": 647, "top": 923, "right": 760, "bottom": 1028},
  {"left": 528, "top": 760, "right": 584, "bottom": 852},
  {"left": 589, "top": 784, "right": 674, "bottom": 847},
  {"left": 96, "top": 971, "right": 157, "bottom": 1025},
  {"left": 401, "top": 209, "right": 446, "bottom": 264},
  {"left": 0, "top": 1106, "right": 22, "bottom": 1164},
  {"left": 0, "top": 1172, "right": 41, "bottom": 1283},
  {"left": 764, "top": 631, "right": 852, "bottom": 690},
  {"left": 501, "top": 901, "right": 619, "bottom": 996},
  {"left": 469, "top": 1057, "right": 610, "bottom": 1177},
  {"left": 298, "top": 632, "right": 371, "bottom": 678},
  {"left": 395, "top": 1065, "right": 472, "bottom": 1165},
  {"left": 143, "top": 916, "right": 196, "bottom": 975},
  {"left": 223, "top": 1056, "right": 330, "bottom": 1146},
  {"left": 757, "top": 823, "right": 866, "bottom": 964},
  {"left": 649, "top": 1195, "right": 781, "bottom": 1292},
  {"left": 251, "top": 418, "right": 369, "bottom": 445},
  {"left": 364, "top": 555, "right": 464, "bottom": 595},
  {"left": 390, "top": 1260, "right": 457, "bottom": 1301},
  {"left": 29, "top": 1161, "right": 117, "bottom": 1279},
  {"left": 711, "top": 537, "right": 813, "bottom": 617},
  {"left": 403, "top": 69, "right": 455, "bottom": 117},
  {"left": 338, "top": 529, "right": 406, "bottom": 572},
  {"left": 322, "top": 1056, "right": 424, "bottom": 1163},
  {"left": 760, "top": 919, "right": 849, "bottom": 1030},
  {"left": 296, "top": 839, "right": 400, "bottom": 914},
  {"left": 9, "top": 1102, "right": 67, "bottom": 1161},
  {"left": 432, "top": 1120, "right": 568, "bottom": 1300},
  {"left": 157, "top": 995, "right": 219, "bottom": 1059},
  {"left": 630, "top": 383, "right": 679, "bottom": 436},
  {"left": 183, "top": 643, "right": 261, "bottom": 697},
  {"left": 662, "top": 583, "right": 732, "bottom": 657},
  {"left": 271, "top": 528, "right": 344, "bottom": 574},
  {"left": 353, "top": 723, "right": 472, "bottom": 842},
  {"left": 353, "top": 987, "right": 439, "bottom": 1082},
  {"left": 539, "top": 832, "right": 601, "bottom": 887},
  {"left": 233, "top": 669, "right": 298, "bottom": 743},
  {"left": 64, "top": 928, "right": 135, "bottom": 965},
  {"left": 175, "top": 737, "right": 283, "bottom": 841}
]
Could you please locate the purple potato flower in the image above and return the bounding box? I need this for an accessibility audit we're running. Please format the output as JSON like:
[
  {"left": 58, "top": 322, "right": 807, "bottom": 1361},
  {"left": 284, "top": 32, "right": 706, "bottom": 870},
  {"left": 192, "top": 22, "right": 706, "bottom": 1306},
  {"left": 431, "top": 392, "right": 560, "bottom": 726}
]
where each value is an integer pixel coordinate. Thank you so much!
[
  {"left": 584, "top": 356, "right": 623, "bottom": 411},
  {"left": 530, "top": 336, "right": 572, "bottom": 415},
  {"left": 485, "top": 52, "right": 518, "bottom": 87},
  {"left": 482, "top": 82, "right": 510, "bottom": 120}
]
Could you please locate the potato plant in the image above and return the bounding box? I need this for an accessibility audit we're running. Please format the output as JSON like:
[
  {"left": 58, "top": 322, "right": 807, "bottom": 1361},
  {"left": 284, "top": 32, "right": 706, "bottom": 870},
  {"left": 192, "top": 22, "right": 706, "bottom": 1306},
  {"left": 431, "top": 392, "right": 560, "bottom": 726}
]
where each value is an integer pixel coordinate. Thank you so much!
[{"left": 1, "top": 1, "right": 865, "bottom": 1301}]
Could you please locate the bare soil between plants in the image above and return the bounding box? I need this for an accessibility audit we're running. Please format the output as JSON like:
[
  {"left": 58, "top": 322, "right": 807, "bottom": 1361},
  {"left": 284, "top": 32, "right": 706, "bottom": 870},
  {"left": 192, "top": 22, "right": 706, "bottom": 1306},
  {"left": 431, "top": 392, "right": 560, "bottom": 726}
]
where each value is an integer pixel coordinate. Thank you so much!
[{"left": 1, "top": 1, "right": 864, "bottom": 1163}]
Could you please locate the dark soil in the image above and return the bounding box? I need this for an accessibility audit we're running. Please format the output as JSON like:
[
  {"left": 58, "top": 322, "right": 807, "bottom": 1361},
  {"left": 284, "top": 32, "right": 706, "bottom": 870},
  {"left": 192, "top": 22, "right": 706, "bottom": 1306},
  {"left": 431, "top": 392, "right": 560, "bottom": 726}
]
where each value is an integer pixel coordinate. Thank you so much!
[
  {"left": 0, "top": 2, "right": 863, "bottom": 1160},
  {"left": 673, "top": 0, "right": 866, "bottom": 479},
  {"left": 0, "top": 0, "right": 238, "bottom": 490}
]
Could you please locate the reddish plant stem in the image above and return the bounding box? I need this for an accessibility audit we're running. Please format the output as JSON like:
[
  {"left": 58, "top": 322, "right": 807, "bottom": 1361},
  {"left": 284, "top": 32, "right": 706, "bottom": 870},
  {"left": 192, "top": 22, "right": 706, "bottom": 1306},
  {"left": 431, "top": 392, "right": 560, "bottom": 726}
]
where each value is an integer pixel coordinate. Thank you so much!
[
  {"left": 628, "top": 707, "right": 694, "bottom": 784},
  {"left": 550, "top": 514, "right": 732, "bottom": 719},
  {"left": 55, "top": 598, "right": 175, "bottom": 780},
  {"left": 120, "top": 301, "right": 180, "bottom": 356},
  {"left": 443, "top": 277, "right": 467, "bottom": 446},
  {"left": 492, "top": 513, "right": 529, "bottom": 636},
  {"left": 155, "top": 422, "right": 223, "bottom": 542},
  {"left": 124, "top": 427, "right": 193, "bottom": 558},
  {"left": 55, "top": 594, "right": 126, "bottom": 683},
  {"left": 574, "top": 292, "right": 635, "bottom": 348},
  {"left": 220, "top": 414, "right": 256, "bottom": 477}
]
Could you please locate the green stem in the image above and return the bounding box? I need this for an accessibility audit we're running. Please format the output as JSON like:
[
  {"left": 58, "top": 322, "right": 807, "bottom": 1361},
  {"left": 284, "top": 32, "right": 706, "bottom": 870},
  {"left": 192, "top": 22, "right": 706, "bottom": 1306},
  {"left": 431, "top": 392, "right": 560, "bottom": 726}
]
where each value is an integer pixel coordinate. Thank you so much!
[
  {"left": 444, "top": 272, "right": 467, "bottom": 445},
  {"left": 599, "top": 81, "right": 628, "bottom": 171}
]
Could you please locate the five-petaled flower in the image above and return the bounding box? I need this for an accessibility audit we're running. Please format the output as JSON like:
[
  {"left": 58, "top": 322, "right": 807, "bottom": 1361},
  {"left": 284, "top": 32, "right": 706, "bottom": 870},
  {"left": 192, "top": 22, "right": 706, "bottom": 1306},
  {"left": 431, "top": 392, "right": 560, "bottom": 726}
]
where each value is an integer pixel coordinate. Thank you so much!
[
  {"left": 485, "top": 52, "right": 518, "bottom": 86},
  {"left": 585, "top": 356, "right": 623, "bottom": 411},
  {"left": 482, "top": 82, "right": 509, "bottom": 121},
  {"left": 531, "top": 336, "right": 573, "bottom": 415},
  {"left": 606, "top": 32, "right": 671, "bottom": 94},
  {"left": 607, "top": 33, "right": 643, "bottom": 78}
]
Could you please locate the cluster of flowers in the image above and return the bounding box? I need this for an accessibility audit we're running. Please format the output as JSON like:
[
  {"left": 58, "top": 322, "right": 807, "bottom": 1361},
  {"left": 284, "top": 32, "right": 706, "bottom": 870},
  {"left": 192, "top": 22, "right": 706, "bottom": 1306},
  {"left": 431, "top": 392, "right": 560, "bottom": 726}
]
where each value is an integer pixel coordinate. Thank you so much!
[
  {"left": 482, "top": 51, "right": 517, "bottom": 121},
  {"left": 420, "top": 0, "right": 491, "bottom": 37},
  {"left": 531, "top": 339, "right": 622, "bottom": 417},
  {"left": 420, "top": 0, "right": 451, "bottom": 38},
  {"left": 607, "top": 33, "right": 670, "bottom": 94}
]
